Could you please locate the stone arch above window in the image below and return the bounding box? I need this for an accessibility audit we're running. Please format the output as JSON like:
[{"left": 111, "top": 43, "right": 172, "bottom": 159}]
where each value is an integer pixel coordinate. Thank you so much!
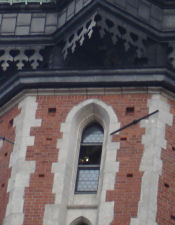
[
  {"left": 70, "top": 216, "right": 92, "bottom": 225},
  {"left": 44, "top": 99, "right": 120, "bottom": 225}
]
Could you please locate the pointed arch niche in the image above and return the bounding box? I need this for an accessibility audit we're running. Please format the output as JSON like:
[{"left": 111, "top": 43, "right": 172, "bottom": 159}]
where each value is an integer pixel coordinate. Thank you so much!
[
  {"left": 43, "top": 99, "right": 120, "bottom": 225},
  {"left": 70, "top": 216, "right": 92, "bottom": 225}
]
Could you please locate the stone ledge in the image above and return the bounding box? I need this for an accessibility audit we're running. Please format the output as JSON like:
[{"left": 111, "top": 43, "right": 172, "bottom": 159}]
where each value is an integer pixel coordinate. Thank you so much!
[{"left": 0, "top": 68, "right": 174, "bottom": 107}]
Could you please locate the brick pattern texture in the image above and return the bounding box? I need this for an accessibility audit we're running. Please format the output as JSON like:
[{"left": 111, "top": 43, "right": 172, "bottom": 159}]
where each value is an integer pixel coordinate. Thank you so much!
[
  {"left": 156, "top": 99, "right": 175, "bottom": 225},
  {"left": 1, "top": 94, "right": 175, "bottom": 225},
  {"left": 0, "top": 106, "right": 20, "bottom": 225},
  {"left": 106, "top": 94, "right": 148, "bottom": 225},
  {"left": 22, "top": 94, "right": 149, "bottom": 225}
]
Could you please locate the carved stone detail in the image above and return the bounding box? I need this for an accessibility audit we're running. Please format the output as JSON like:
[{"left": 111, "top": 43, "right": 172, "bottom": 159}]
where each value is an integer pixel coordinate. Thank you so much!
[
  {"left": 14, "top": 48, "right": 28, "bottom": 70},
  {"left": 29, "top": 47, "right": 44, "bottom": 70},
  {"left": 97, "top": 12, "right": 146, "bottom": 58},
  {"left": 62, "top": 13, "right": 97, "bottom": 58},
  {"left": 62, "top": 9, "right": 147, "bottom": 59},
  {"left": 0, "top": 46, "right": 44, "bottom": 71},
  {"left": 1, "top": 48, "right": 13, "bottom": 71}
]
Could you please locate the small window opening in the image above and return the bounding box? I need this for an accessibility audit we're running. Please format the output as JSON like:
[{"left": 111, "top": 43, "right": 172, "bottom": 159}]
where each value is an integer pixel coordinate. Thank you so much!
[
  {"left": 120, "top": 137, "right": 127, "bottom": 141},
  {"left": 75, "top": 122, "right": 104, "bottom": 193},
  {"left": 127, "top": 173, "right": 133, "bottom": 177},
  {"left": 171, "top": 215, "right": 175, "bottom": 221},
  {"left": 48, "top": 108, "right": 56, "bottom": 114},
  {"left": 164, "top": 183, "right": 170, "bottom": 188},
  {"left": 9, "top": 119, "right": 13, "bottom": 127},
  {"left": 46, "top": 137, "right": 52, "bottom": 141},
  {"left": 172, "top": 146, "right": 175, "bottom": 151},
  {"left": 126, "top": 107, "right": 135, "bottom": 114},
  {"left": 39, "top": 174, "right": 45, "bottom": 177}
]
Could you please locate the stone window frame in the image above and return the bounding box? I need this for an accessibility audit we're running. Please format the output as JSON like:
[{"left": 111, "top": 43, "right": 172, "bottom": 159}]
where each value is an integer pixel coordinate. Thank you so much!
[
  {"left": 44, "top": 98, "right": 120, "bottom": 225},
  {"left": 67, "top": 109, "right": 109, "bottom": 206}
]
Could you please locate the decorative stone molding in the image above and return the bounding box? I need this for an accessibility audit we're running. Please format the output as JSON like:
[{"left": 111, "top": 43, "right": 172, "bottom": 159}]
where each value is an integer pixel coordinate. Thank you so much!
[
  {"left": 3, "top": 96, "right": 41, "bottom": 225},
  {"left": 0, "top": 46, "right": 44, "bottom": 71},
  {"left": 62, "top": 12, "right": 97, "bottom": 58},
  {"left": 130, "top": 94, "right": 173, "bottom": 225},
  {"left": 97, "top": 10, "right": 146, "bottom": 58},
  {"left": 62, "top": 8, "right": 147, "bottom": 59}
]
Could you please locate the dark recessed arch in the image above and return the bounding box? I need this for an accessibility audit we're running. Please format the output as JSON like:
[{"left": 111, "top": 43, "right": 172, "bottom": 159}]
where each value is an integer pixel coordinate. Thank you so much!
[{"left": 70, "top": 216, "right": 92, "bottom": 225}]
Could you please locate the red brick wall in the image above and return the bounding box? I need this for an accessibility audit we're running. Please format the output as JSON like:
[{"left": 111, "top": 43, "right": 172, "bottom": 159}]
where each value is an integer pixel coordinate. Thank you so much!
[
  {"left": 0, "top": 106, "right": 20, "bottom": 225},
  {"left": 106, "top": 94, "right": 148, "bottom": 225},
  {"left": 157, "top": 99, "right": 175, "bottom": 225},
  {"left": 23, "top": 95, "right": 86, "bottom": 225},
  {"left": 22, "top": 94, "right": 149, "bottom": 225},
  {"left": 2, "top": 93, "right": 175, "bottom": 225}
]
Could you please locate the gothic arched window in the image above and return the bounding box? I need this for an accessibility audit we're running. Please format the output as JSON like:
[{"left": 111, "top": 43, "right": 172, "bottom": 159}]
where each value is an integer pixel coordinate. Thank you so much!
[{"left": 75, "top": 122, "right": 104, "bottom": 193}]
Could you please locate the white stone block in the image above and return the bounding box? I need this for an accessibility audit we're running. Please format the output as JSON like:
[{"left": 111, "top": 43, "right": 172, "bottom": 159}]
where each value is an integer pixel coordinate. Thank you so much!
[
  {"left": 3, "top": 96, "right": 40, "bottom": 225},
  {"left": 0, "top": 139, "right": 3, "bottom": 148},
  {"left": 3, "top": 213, "right": 24, "bottom": 225},
  {"left": 130, "top": 94, "right": 173, "bottom": 225}
]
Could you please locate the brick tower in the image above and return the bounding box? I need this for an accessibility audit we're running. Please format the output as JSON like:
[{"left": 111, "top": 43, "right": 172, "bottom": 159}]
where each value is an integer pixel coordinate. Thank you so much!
[{"left": 0, "top": 1, "right": 175, "bottom": 225}]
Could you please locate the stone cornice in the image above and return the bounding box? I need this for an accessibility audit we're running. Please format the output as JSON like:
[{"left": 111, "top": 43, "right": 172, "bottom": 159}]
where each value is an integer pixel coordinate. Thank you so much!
[
  {"left": 0, "top": 68, "right": 175, "bottom": 107},
  {"left": 147, "top": 0, "right": 175, "bottom": 8}
]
